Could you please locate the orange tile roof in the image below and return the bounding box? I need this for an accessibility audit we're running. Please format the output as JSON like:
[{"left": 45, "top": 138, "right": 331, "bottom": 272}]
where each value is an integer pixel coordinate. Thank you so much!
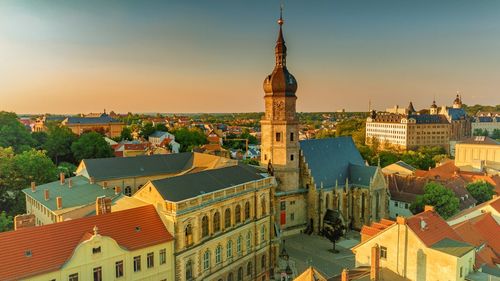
[
  {"left": 360, "top": 219, "right": 395, "bottom": 240},
  {"left": 491, "top": 196, "right": 500, "bottom": 212},
  {"left": 406, "top": 210, "right": 462, "bottom": 247},
  {"left": 0, "top": 205, "right": 172, "bottom": 281}
]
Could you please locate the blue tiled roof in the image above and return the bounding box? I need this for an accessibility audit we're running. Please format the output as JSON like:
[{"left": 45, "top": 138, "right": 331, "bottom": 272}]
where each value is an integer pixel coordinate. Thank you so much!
[
  {"left": 349, "top": 164, "right": 377, "bottom": 186},
  {"left": 150, "top": 131, "right": 168, "bottom": 138},
  {"left": 66, "top": 115, "right": 121, "bottom": 124},
  {"left": 300, "top": 137, "right": 372, "bottom": 188},
  {"left": 447, "top": 108, "right": 467, "bottom": 120},
  {"left": 409, "top": 114, "right": 448, "bottom": 124}
]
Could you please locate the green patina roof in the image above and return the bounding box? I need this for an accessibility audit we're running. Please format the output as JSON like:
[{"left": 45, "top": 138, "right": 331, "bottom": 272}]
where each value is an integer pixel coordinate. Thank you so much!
[
  {"left": 430, "top": 238, "right": 474, "bottom": 257},
  {"left": 22, "top": 176, "right": 116, "bottom": 212}
]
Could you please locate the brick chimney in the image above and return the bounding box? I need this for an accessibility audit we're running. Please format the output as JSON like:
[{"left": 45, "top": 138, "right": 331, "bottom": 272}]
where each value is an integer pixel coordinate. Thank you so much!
[
  {"left": 371, "top": 244, "right": 380, "bottom": 281},
  {"left": 115, "top": 186, "right": 121, "bottom": 195},
  {"left": 31, "top": 181, "right": 36, "bottom": 192},
  {"left": 424, "top": 205, "right": 434, "bottom": 212},
  {"left": 341, "top": 268, "right": 349, "bottom": 281},
  {"left": 96, "top": 197, "right": 112, "bottom": 215},
  {"left": 396, "top": 216, "right": 406, "bottom": 225},
  {"left": 103, "top": 181, "right": 108, "bottom": 189},
  {"left": 44, "top": 189, "right": 49, "bottom": 201},
  {"left": 68, "top": 178, "right": 72, "bottom": 188},
  {"left": 89, "top": 177, "right": 95, "bottom": 184},
  {"left": 59, "top": 172, "right": 65, "bottom": 185},
  {"left": 56, "top": 196, "right": 62, "bottom": 209}
]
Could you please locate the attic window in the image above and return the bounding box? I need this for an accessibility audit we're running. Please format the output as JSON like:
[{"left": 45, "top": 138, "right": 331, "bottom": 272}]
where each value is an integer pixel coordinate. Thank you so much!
[
  {"left": 135, "top": 226, "right": 141, "bottom": 232},
  {"left": 92, "top": 246, "right": 101, "bottom": 254},
  {"left": 25, "top": 250, "right": 32, "bottom": 257}
]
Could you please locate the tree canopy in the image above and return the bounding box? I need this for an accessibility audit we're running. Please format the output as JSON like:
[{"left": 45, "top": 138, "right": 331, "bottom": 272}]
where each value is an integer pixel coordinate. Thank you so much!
[
  {"left": 410, "top": 182, "right": 459, "bottom": 219},
  {"left": 0, "top": 111, "right": 34, "bottom": 152},
  {"left": 43, "top": 125, "right": 77, "bottom": 164},
  {"left": 71, "top": 132, "right": 114, "bottom": 161},
  {"left": 172, "top": 127, "right": 208, "bottom": 152},
  {"left": 466, "top": 181, "right": 495, "bottom": 204},
  {"left": 120, "top": 127, "right": 133, "bottom": 141}
]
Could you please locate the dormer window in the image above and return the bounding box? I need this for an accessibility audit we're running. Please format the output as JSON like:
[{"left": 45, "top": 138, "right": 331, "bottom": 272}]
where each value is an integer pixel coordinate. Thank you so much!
[
  {"left": 25, "top": 250, "right": 32, "bottom": 257},
  {"left": 92, "top": 246, "right": 101, "bottom": 254}
]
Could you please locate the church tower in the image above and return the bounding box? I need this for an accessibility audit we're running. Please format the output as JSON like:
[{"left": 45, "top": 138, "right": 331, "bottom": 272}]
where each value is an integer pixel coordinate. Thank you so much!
[{"left": 260, "top": 10, "right": 299, "bottom": 192}]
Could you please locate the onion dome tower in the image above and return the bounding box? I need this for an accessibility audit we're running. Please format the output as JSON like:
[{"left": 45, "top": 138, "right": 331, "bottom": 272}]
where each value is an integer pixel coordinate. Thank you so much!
[
  {"left": 407, "top": 101, "right": 416, "bottom": 115},
  {"left": 260, "top": 7, "right": 299, "bottom": 192},
  {"left": 430, "top": 100, "right": 438, "bottom": 115}
]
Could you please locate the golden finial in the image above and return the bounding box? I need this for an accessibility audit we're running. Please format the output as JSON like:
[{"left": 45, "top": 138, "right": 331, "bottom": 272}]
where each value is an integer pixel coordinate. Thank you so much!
[{"left": 278, "top": 3, "right": 284, "bottom": 25}]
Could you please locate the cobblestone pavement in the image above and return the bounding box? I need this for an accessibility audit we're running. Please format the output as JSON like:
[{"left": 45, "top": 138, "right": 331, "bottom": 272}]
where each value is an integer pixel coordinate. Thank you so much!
[{"left": 274, "top": 231, "right": 360, "bottom": 280}]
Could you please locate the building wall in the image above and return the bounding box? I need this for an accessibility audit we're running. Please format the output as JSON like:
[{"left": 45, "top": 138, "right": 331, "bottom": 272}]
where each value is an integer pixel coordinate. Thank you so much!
[
  {"left": 388, "top": 200, "right": 413, "bottom": 219},
  {"left": 454, "top": 143, "right": 500, "bottom": 170},
  {"left": 64, "top": 123, "right": 124, "bottom": 138},
  {"left": 407, "top": 123, "right": 450, "bottom": 151},
  {"left": 365, "top": 122, "right": 408, "bottom": 149},
  {"left": 354, "top": 222, "right": 474, "bottom": 281},
  {"left": 21, "top": 234, "right": 174, "bottom": 281},
  {"left": 472, "top": 121, "right": 500, "bottom": 134}
]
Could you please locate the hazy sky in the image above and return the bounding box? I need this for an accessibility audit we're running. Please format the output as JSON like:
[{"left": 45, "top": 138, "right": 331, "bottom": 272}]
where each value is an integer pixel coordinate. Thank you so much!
[{"left": 1, "top": 0, "right": 499, "bottom": 114}]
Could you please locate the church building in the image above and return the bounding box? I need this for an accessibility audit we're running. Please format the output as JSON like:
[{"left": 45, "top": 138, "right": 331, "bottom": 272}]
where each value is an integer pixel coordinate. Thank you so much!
[{"left": 260, "top": 13, "right": 389, "bottom": 236}]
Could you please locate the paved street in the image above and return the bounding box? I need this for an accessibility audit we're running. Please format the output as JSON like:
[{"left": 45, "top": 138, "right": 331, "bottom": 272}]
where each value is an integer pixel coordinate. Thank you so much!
[{"left": 276, "top": 231, "right": 360, "bottom": 279}]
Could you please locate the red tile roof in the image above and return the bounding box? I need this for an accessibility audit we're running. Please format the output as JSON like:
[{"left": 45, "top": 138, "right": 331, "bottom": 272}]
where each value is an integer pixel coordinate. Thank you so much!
[
  {"left": 0, "top": 205, "right": 172, "bottom": 281},
  {"left": 491, "top": 196, "right": 500, "bottom": 213},
  {"left": 360, "top": 219, "right": 395, "bottom": 240},
  {"left": 406, "top": 210, "right": 462, "bottom": 247}
]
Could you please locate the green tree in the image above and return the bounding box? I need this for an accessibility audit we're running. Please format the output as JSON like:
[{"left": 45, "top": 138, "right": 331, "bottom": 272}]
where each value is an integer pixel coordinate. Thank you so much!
[
  {"left": 335, "top": 119, "right": 365, "bottom": 137},
  {"left": 466, "top": 181, "right": 494, "bottom": 204},
  {"left": 378, "top": 151, "right": 400, "bottom": 167},
  {"left": 58, "top": 162, "right": 77, "bottom": 178},
  {"left": 120, "top": 127, "right": 133, "bottom": 141},
  {"left": 491, "top": 129, "right": 500, "bottom": 140},
  {"left": 0, "top": 111, "right": 34, "bottom": 152},
  {"left": 43, "top": 125, "right": 77, "bottom": 164},
  {"left": 141, "top": 122, "right": 156, "bottom": 139},
  {"left": 155, "top": 123, "right": 168, "bottom": 132},
  {"left": 0, "top": 211, "right": 13, "bottom": 232},
  {"left": 31, "top": 131, "right": 48, "bottom": 150},
  {"left": 71, "top": 132, "right": 114, "bottom": 161},
  {"left": 410, "top": 182, "right": 459, "bottom": 219},
  {"left": 473, "top": 128, "right": 489, "bottom": 137},
  {"left": 172, "top": 127, "right": 208, "bottom": 152},
  {"left": 316, "top": 129, "right": 336, "bottom": 139}
]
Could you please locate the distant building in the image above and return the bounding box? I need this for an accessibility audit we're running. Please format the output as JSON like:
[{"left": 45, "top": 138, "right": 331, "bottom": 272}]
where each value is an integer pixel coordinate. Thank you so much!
[
  {"left": 0, "top": 205, "right": 175, "bottom": 281},
  {"left": 148, "top": 131, "right": 180, "bottom": 153},
  {"left": 381, "top": 161, "right": 416, "bottom": 176},
  {"left": 61, "top": 112, "right": 124, "bottom": 138},
  {"left": 133, "top": 165, "right": 276, "bottom": 281},
  {"left": 471, "top": 111, "right": 500, "bottom": 136}
]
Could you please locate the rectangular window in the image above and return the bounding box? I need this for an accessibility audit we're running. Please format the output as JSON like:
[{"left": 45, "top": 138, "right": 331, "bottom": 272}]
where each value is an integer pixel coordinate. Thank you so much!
[
  {"left": 134, "top": 256, "right": 141, "bottom": 272},
  {"left": 275, "top": 132, "right": 281, "bottom": 142},
  {"left": 290, "top": 132, "right": 294, "bottom": 141},
  {"left": 290, "top": 154, "right": 294, "bottom": 161},
  {"left": 290, "top": 213, "right": 295, "bottom": 221},
  {"left": 92, "top": 246, "right": 101, "bottom": 254},
  {"left": 380, "top": 246, "right": 387, "bottom": 259},
  {"left": 93, "top": 267, "right": 102, "bottom": 281},
  {"left": 147, "top": 252, "right": 154, "bottom": 268},
  {"left": 115, "top": 260, "right": 124, "bottom": 278},
  {"left": 68, "top": 273, "right": 78, "bottom": 281},
  {"left": 159, "top": 248, "right": 166, "bottom": 265},
  {"left": 460, "top": 266, "right": 463, "bottom": 277},
  {"left": 280, "top": 201, "right": 286, "bottom": 211}
]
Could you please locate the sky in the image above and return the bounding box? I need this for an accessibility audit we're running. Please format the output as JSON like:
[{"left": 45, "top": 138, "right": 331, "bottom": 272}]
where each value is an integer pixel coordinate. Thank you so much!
[{"left": 1, "top": 0, "right": 499, "bottom": 114}]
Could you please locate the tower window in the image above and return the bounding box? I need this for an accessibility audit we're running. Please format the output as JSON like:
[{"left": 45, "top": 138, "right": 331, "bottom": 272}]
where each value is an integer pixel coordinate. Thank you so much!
[
  {"left": 290, "top": 133, "right": 294, "bottom": 141},
  {"left": 290, "top": 154, "right": 294, "bottom": 161},
  {"left": 276, "top": 133, "right": 281, "bottom": 142}
]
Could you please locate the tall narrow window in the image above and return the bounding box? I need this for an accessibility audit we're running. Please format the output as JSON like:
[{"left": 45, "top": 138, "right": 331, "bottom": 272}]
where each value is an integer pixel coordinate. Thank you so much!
[
  {"left": 159, "top": 249, "right": 166, "bottom": 265},
  {"left": 244, "top": 202, "right": 250, "bottom": 220},
  {"left": 185, "top": 224, "right": 193, "bottom": 246},
  {"left": 246, "top": 231, "right": 252, "bottom": 253},
  {"left": 235, "top": 205, "right": 241, "bottom": 224},
  {"left": 238, "top": 267, "right": 243, "bottom": 281},
  {"left": 290, "top": 132, "right": 294, "bottom": 141},
  {"left": 115, "top": 261, "right": 124, "bottom": 278},
  {"left": 186, "top": 260, "right": 193, "bottom": 280},
  {"left": 133, "top": 256, "right": 141, "bottom": 272},
  {"left": 275, "top": 132, "right": 281, "bottom": 142},
  {"left": 227, "top": 240, "right": 233, "bottom": 258},
  {"left": 261, "top": 254, "right": 266, "bottom": 269},
  {"left": 93, "top": 267, "right": 102, "bottom": 281},
  {"left": 224, "top": 208, "right": 231, "bottom": 228},
  {"left": 261, "top": 198, "right": 266, "bottom": 216},
  {"left": 260, "top": 225, "right": 266, "bottom": 244},
  {"left": 290, "top": 154, "right": 294, "bottom": 161},
  {"left": 216, "top": 245, "right": 222, "bottom": 264},
  {"left": 228, "top": 272, "right": 234, "bottom": 281},
  {"left": 247, "top": 262, "right": 253, "bottom": 276},
  {"left": 380, "top": 246, "right": 387, "bottom": 259},
  {"left": 125, "top": 186, "right": 132, "bottom": 197},
  {"left": 203, "top": 250, "right": 210, "bottom": 271},
  {"left": 202, "top": 216, "right": 209, "bottom": 237},
  {"left": 147, "top": 252, "right": 154, "bottom": 268},
  {"left": 214, "top": 212, "right": 221, "bottom": 232},
  {"left": 237, "top": 235, "right": 242, "bottom": 255}
]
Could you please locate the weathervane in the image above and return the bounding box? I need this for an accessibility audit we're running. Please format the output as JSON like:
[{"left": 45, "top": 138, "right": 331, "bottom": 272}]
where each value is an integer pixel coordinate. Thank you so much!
[{"left": 278, "top": 2, "right": 284, "bottom": 25}]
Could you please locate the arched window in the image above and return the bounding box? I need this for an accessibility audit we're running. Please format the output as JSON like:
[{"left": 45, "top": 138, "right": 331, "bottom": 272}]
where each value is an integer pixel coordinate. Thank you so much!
[
  {"left": 215, "top": 245, "right": 222, "bottom": 264},
  {"left": 203, "top": 250, "right": 210, "bottom": 271},
  {"left": 247, "top": 262, "right": 253, "bottom": 276},
  {"left": 325, "top": 194, "right": 330, "bottom": 210},
  {"left": 224, "top": 208, "right": 231, "bottom": 228},
  {"left": 244, "top": 202, "right": 250, "bottom": 220},
  {"left": 237, "top": 235, "right": 242, "bottom": 255},
  {"left": 235, "top": 205, "right": 241, "bottom": 224},
  {"left": 261, "top": 198, "right": 266, "bottom": 216},
  {"left": 260, "top": 225, "right": 266, "bottom": 244},
  {"left": 228, "top": 272, "right": 233, "bottom": 281},
  {"left": 238, "top": 267, "right": 243, "bottom": 281},
  {"left": 246, "top": 231, "right": 252, "bottom": 253},
  {"left": 124, "top": 186, "right": 132, "bottom": 197},
  {"left": 202, "top": 216, "right": 209, "bottom": 238},
  {"left": 261, "top": 254, "right": 266, "bottom": 269},
  {"left": 186, "top": 260, "right": 193, "bottom": 280},
  {"left": 226, "top": 240, "right": 233, "bottom": 258},
  {"left": 214, "top": 211, "right": 221, "bottom": 232},
  {"left": 185, "top": 224, "right": 193, "bottom": 246}
]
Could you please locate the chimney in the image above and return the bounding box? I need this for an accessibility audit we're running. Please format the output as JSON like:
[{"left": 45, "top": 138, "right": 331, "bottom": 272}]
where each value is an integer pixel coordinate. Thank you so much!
[
  {"left": 68, "top": 178, "right": 72, "bottom": 188},
  {"left": 103, "top": 181, "right": 108, "bottom": 189},
  {"left": 59, "top": 172, "right": 65, "bottom": 185},
  {"left": 56, "top": 196, "right": 62, "bottom": 209},
  {"left": 424, "top": 205, "right": 434, "bottom": 212},
  {"left": 96, "top": 196, "right": 112, "bottom": 215},
  {"left": 89, "top": 177, "right": 95, "bottom": 184},
  {"left": 371, "top": 244, "right": 380, "bottom": 281},
  {"left": 31, "top": 182, "right": 36, "bottom": 192},
  {"left": 396, "top": 216, "right": 406, "bottom": 225},
  {"left": 44, "top": 189, "right": 49, "bottom": 201},
  {"left": 341, "top": 269, "right": 349, "bottom": 281},
  {"left": 115, "top": 186, "right": 122, "bottom": 195}
]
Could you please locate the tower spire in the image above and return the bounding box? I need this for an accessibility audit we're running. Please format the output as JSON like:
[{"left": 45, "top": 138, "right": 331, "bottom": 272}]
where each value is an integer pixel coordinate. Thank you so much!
[{"left": 275, "top": 4, "right": 286, "bottom": 67}]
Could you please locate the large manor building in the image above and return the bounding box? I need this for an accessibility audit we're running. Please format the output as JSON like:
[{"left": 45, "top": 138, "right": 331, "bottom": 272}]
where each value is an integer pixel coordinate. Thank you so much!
[{"left": 366, "top": 96, "right": 471, "bottom": 152}]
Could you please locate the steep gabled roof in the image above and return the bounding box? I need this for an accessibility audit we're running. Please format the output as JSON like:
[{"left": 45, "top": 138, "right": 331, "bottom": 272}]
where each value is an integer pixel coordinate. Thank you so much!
[
  {"left": 0, "top": 205, "right": 172, "bottom": 281},
  {"left": 299, "top": 137, "right": 366, "bottom": 188},
  {"left": 407, "top": 210, "right": 463, "bottom": 247}
]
